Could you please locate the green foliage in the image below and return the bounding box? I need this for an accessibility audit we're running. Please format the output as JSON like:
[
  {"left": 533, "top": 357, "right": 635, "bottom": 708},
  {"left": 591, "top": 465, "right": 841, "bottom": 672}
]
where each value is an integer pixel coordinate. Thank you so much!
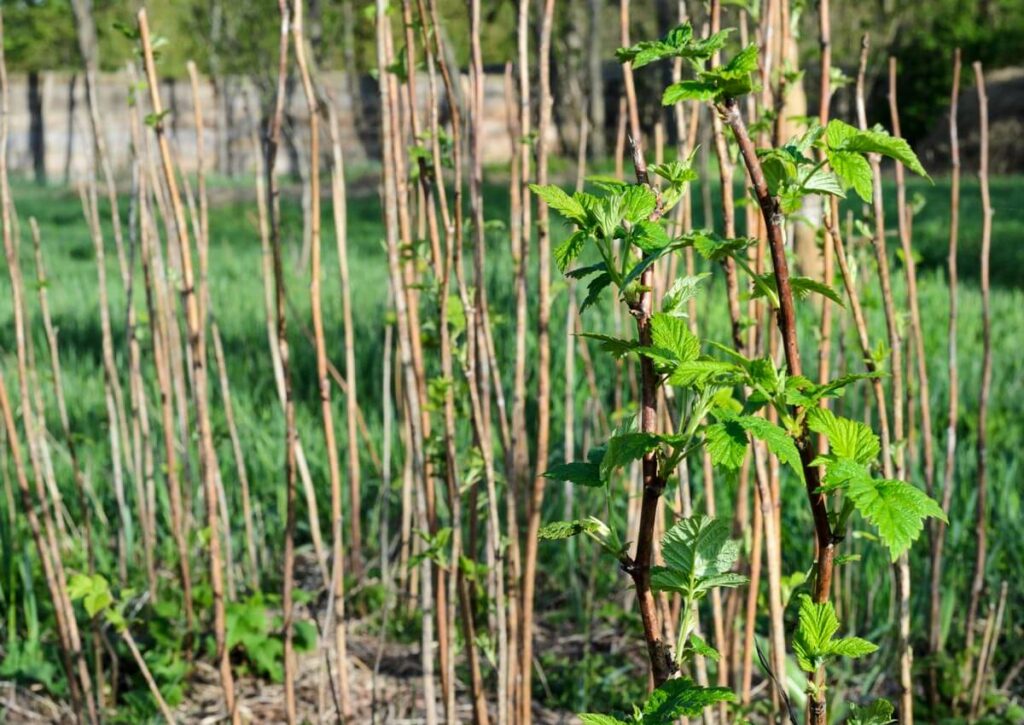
[
  {"left": 538, "top": 518, "right": 606, "bottom": 541},
  {"left": 847, "top": 699, "right": 896, "bottom": 725},
  {"left": 223, "top": 594, "right": 316, "bottom": 683},
  {"left": 704, "top": 411, "right": 804, "bottom": 482},
  {"left": 543, "top": 461, "right": 604, "bottom": 487},
  {"left": 844, "top": 476, "right": 947, "bottom": 562},
  {"left": 600, "top": 432, "right": 664, "bottom": 479},
  {"left": 650, "top": 516, "right": 747, "bottom": 598},
  {"left": 579, "top": 677, "right": 735, "bottom": 724},
  {"left": 615, "top": 24, "right": 729, "bottom": 69},
  {"left": 808, "top": 407, "right": 946, "bottom": 559},
  {"left": 642, "top": 678, "right": 736, "bottom": 722},
  {"left": 807, "top": 407, "right": 879, "bottom": 465},
  {"left": 824, "top": 119, "right": 930, "bottom": 202},
  {"left": 791, "top": 595, "right": 877, "bottom": 673}
]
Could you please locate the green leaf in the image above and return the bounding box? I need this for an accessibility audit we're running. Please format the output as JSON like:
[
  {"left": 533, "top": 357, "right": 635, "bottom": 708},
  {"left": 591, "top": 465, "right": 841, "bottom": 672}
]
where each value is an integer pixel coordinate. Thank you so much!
[
  {"left": 650, "top": 159, "right": 698, "bottom": 186},
  {"left": 642, "top": 677, "right": 736, "bottom": 722},
  {"left": 144, "top": 110, "right": 170, "bottom": 128},
  {"left": 663, "top": 80, "right": 720, "bottom": 105},
  {"left": 799, "top": 166, "right": 846, "bottom": 198},
  {"left": 652, "top": 516, "right": 746, "bottom": 597},
  {"left": 848, "top": 699, "right": 896, "bottom": 725},
  {"left": 543, "top": 461, "right": 604, "bottom": 487},
  {"left": 824, "top": 119, "right": 929, "bottom": 182},
  {"left": 845, "top": 128, "right": 929, "bottom": 179},
  {"left": 792, "top": 594, "right": 877, "bottom": 673},
  {"left": 529, "top": 184, "right": 587, "bottom": 225},
  {"left": 630, "top": 220, "right": 671, "bottom": 253},
  {"left": 704, "top": 417, "right": 748, "bottom": 471},
  {"left": 622, "top": 185, "right": 658, "bottom": 223},
  {"left": 807, "top": 407, "right": 879, "bottom": 465},
  {"left": 749, "top": 274, "right": 843, "bottom": 307},
  {"left": 601, "top": 432, "right": 663, "bottom": 479},
  {"left": 691, "top": 231, "right": 756, "bottom": 262},
  {"left": 554, "top": 231, "right": 588, "bottom": 273},
  {"left": 827, "top": 149, "right": 873, "bottom": 202},
  {"left": 739, "top": 414, "right": 804, "bottom": 482},
  {"left": 578, "top": 332, "right": 638, "bottom": 358},
  {"left": 829, "top": 636, "right": 879, "bottom": 659},
  {"left": 846, "top": 477, "right": 946, "bottom": 561},
  {"left": 538, "top": 518, "right": 603, "bottom": 541},
  {"left": 662, "top": 273, "right": 710, "bottom": 316},
  {"left": 616, "top": 23, "right": 729, "bottom": 71},
  {"left": 668, "top": 359, "right": 744, "bottom": 388},
  {"left": 578, "top": 715, "right": 628, "bottom": 725},
  {"left": 688, "top": 633, "right": 720, "bottom": 662},
  {"left": 710, "top": 411, "right": 804, "bottom": 482},
  {"left": 67, "top": 573, "right": 94, "bottom": 600},
  {"left": 581, "top": 272, "right": 614, "bottom": 312},
  {"left": 650, "top": 313, "right": 700, "bottom": 363},
  {"left": 84, "top": 587, "right": 114, "bottom": 619}
]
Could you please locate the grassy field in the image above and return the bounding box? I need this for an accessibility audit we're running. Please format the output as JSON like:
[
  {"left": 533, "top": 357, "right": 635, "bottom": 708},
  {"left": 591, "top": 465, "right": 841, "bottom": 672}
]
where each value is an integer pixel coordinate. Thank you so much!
[{"left": 2, "top": 172, "right": 1022, "bottom": 717}]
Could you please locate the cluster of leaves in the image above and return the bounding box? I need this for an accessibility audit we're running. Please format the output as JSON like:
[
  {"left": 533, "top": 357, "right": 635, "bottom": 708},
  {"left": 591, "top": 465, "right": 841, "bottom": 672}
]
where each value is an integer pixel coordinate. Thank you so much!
[
  {"left": 808, "top": 407, "right": 946, "bottom": 560},
  {"left": 792, "top": 594, "right": 877, "bottom": 676},
  {"left": 222, "top": 593, "right": 317, "bottom": 682},
  {"left": 534, "top": 19, "right": 945, "bottom": 724},
  {"left": 758, "top": 120, "right": 931, "bottom": 213},
  {"left": 616, "top": 24, "right": 759, "bottom": 104},
  {"left": 579, "top": 677, "right": 735, "bottom": 725},
  {"left": 651, "top": 516, "right": 747, "bottom": 666}
]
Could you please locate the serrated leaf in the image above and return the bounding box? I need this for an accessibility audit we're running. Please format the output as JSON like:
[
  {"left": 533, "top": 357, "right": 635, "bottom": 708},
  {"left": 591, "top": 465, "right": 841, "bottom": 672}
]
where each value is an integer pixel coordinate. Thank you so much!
[
  {"left": 799, "top": 166, "right": 846, "bottom": 198},
  {"left": 621, "top": 185, "right": 658, "bottom": 223},
  {"left": 543, "top": 461, "right": 604, "bottom": 487},
  {"left": 668, "top": 359, "right": 743, "bottom": 388},
  {"left": 554, "top": 231, "right": 588, "bottom": 273},
  {"left": 662, "top": 273, "right": 709, "bottom": 316},
  {"left": 650, "top": 313, "right": 700, "bottom": 363},
  {"left": 846, "top": 477, "right": 946, "bottom": 561},
  {"left": 630, "top": 220, "right": 670, "bottom": 252},
  {"left": 848, "top": 699, "right": 896, "bottom": 725},
  {"left": 578, "top": 715, "right": 628, "bottom": 725},
  {"left": 650, "top": 159, "right": 698, "bottom": 186},
  {"left": 749, "top": 274, "right": 843, "bottom": 307},
  {"left": 827, "top": 149, "right": 873, "bottom": 202},
  {"left": 688, "top": 633, "right": 720, "bottom": 662},
  {"left": 652, "top": 516, "right": 744, "bottom": 598},
  {"left": 567, "top": 261, "right": 607, "bottom": 280},
  {"left": 530, "top": 184, "right": 586, "bottom": 225},
  {"left": 846, "top": 128, "right": 929, "bottom": 179},
  {"left": 663, "top": 80, "right": 720, "bottom": 105},
  {"left": 580, "top": 272, "right": 613, "bottom": 311},
  {"left": 601, "top": 433, "right": 663, "bottom": 479},
  {"left": 828, "top": 636, "right": 878, "bottom": 658},
  {"left": 704, "top": 417, "right": 748, "bottom": 471},
  {"left": 718, "top": 44, "right": 759, "bottom": 77},
  {"left": 825, "top": 119, "right": 929, "bottom": 182},
  {"left": 642, "top": 677, "right": 736, "bottom": 722},
  {"left": 692, "top": 232, "right": 756, "bottom": 262},
  {"left": 538, "top": 519, "right": 602, "bottom": 541},
  {"left": 793, "top": 594, "right": 877, "bottom": 673},
  {"left": 578, "top": 332, "right": 638, "bottom": 358},
  {"left": 713, "top": 411, "right": 804, "bottom": 482},
  {"left": 807, "top": 407, "right": 879, "bottom": 464}
]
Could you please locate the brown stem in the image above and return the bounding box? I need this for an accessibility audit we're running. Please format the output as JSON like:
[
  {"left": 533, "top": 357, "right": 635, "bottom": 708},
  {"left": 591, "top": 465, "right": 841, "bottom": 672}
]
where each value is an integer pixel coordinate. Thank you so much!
[
  {"left": 965, "top": 58, "right": 992, "bottom": 693},
  {"left": 718, "top": 96, "right": 834, "bottom": 721},
  {"left": 138, "top": 10, "right": 237, "bottom": 721},
  {"left": 929, "top": 49, "right": 961, "bottom": 707}
]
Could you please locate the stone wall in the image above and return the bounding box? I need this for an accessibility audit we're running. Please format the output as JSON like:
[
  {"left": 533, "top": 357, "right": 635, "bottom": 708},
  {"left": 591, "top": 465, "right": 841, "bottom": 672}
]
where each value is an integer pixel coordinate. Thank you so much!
[{"left": 4, "top": 69, "right": 549, "bottom": 182}]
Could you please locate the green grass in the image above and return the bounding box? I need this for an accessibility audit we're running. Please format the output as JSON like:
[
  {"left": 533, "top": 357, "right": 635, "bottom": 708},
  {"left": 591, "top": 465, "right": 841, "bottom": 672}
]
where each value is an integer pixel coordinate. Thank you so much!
[{"left": 1, "top": 173, "right": 1022, "bottom": 716}]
